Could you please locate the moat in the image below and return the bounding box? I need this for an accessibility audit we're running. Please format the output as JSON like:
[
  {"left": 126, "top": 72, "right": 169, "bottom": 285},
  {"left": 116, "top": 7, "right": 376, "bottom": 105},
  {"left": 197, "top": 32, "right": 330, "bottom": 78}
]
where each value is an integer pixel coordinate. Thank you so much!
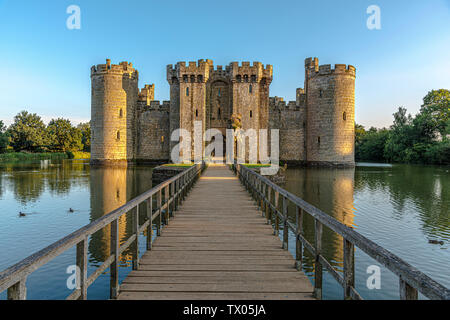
[{"left": 0, "top": 160, "right": 448, "bottom": 299}]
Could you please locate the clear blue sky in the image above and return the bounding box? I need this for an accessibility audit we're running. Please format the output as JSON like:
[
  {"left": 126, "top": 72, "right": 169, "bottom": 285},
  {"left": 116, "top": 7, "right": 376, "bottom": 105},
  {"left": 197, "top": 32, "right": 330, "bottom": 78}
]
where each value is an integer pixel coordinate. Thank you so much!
[{"left": 0, "top": 0, "right": 449, "bottom": 128}]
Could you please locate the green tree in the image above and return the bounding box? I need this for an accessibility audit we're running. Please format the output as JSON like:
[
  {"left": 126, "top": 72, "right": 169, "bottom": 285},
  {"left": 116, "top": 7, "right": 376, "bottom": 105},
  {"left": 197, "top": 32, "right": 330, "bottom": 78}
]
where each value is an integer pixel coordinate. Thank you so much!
[
  {"left": 355, "top": 123, "right": 366, "bottom": 145},
  {"left": 47, "top": 118, "right": 83, "bottom": 152},
  {"left": 77, "top": 122, "right": 91, "bottom": 152},
  {"left": 9, "top": 111, "right": 47, "bottom": 152},
  {"left": 356, "top": 127, "right": 389, "bottom": 162},
  {"left": 0, "top": 120, "right": 10, "bottom": 153},
  {"left": 384, "top": 107, "right": 409, "bottom": 162},
  {"left": 420, "top": 89, "right": 450, "bottom": 137}
]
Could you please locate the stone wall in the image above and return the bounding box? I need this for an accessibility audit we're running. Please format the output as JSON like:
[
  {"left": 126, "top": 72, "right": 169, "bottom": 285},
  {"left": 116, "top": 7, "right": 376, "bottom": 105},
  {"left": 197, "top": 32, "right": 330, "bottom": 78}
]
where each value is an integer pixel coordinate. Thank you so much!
[
  {"left": 136, "top": 101, "right": 170, "bottom": 162},
  {"left": 269, "top": 97, "right": 306, "bottom": 163}
]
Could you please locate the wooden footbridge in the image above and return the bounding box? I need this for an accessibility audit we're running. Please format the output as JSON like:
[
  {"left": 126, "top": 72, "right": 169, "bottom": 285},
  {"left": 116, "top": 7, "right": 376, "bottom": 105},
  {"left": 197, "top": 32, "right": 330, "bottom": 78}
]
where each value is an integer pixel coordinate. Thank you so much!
[{"left": 1, "top": 163, "right": 449, "bottom": 300}]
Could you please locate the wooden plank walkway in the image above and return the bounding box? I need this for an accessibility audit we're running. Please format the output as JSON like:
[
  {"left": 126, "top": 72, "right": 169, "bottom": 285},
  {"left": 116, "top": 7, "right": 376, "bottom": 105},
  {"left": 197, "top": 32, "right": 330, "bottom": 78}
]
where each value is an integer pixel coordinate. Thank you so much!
[{"left": 118, "top": 164, "right": 314, "bottom": 300}]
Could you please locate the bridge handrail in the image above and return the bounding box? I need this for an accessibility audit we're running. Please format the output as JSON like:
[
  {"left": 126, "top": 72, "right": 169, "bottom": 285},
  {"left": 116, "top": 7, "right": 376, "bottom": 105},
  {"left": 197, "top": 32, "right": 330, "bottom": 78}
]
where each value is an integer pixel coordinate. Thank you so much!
[
  {"left": 0, "top": 163, "right": 204, "bottom": 300},
  {"left": 233, "top": 164, "right": 450, "bottom": 300}
]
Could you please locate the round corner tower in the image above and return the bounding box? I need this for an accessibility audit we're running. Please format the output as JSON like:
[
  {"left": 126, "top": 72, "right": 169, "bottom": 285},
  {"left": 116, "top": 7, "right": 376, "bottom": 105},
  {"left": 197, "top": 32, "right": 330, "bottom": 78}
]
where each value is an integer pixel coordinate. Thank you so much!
[
  {"left": 305, "top": 57, "right": 356, "bottom": 166},
  {"left": 91, "top": 59, "right": 139, "bottom": 165}
]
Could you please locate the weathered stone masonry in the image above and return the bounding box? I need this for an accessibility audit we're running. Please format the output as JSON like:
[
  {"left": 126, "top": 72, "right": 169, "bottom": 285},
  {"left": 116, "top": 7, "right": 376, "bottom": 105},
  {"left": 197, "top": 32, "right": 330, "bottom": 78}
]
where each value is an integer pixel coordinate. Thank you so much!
[{"left": 90, "top": 57, "right": 356, "bottom": 166}]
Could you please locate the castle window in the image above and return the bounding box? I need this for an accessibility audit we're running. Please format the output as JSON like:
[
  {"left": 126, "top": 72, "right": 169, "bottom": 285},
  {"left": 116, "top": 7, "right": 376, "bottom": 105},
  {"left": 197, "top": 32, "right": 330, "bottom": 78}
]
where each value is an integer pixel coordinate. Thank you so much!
[
  {"left": 186, "top": 87, "right": 189, "bottom": 96},
  {"left": 161, "top": 136, "right": 164, "bottom": 143},
  {"left": 119, "top": 108, "right": 123, "bottom": 118},
  {"left": 198, "top": 75, "right": 203, "bottom": 83},
  {"left": 249, "top": 84, "right": 253, "bottom": 94},
  {"left": 183, "top": 75, "right": 188, "bottom": 83},
  {"left": 117, "top": 131, "right": 121, "bottom": 141},
  {"left": 218, "top": 89, "right": 221, "bottom": 97},
  {"left": 236, "top": 75, "right": 241, "bottom": 83},
  {"left": 244, "top": 75, "right": 249, "bottom": 82},
  {"left": 190, "top": 75, "right": 195, "bottom": 83},
  {"left": 319, "top": 89, "right": 323, "bottom": 98},
  {"left": 250, "top": 110, "right": 253, "bottom": 118},
  {"left": 218, "top": 108, "right": 221, "bottom": 119},
  {"left": 251, "top": 75, "right": 256, "bottom": 82},
  {"left": 317, "top": 136, "right": 320, "bottom": 145},
  {"left": 195, "top": 109, "right": 198, "bottom": 117},
  {"left": 343, "top": 111, "right": 347, "bottom": 121}
]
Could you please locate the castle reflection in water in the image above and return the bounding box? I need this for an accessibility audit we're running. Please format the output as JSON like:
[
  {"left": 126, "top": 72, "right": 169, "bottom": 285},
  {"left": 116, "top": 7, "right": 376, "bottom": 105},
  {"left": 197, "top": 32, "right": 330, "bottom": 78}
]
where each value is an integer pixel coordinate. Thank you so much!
[
  {"left": 88, "top": 165, "right": 153, "bottom": 267},
  {"left": 283, "top": 167, "right": 356, "bottom": 273}
]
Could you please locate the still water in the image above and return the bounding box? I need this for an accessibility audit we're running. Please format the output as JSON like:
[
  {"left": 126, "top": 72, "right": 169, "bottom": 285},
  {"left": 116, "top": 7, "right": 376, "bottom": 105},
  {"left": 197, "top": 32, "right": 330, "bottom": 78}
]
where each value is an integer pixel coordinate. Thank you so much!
[{"left": 0, "top": 160, "right": 448, "bottom": 299}]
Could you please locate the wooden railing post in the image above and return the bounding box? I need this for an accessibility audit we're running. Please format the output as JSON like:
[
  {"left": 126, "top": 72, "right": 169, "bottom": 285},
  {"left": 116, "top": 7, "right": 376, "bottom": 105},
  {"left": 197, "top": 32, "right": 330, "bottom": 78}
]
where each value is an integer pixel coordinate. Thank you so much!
[
  {"left": 157, "top": 190, "right": 162, "bottom": 236},
  {"left": 282, "top": 196, "right": 289, "bottom": 250},
  {"left": 343, "top": 238, "right": 355, "bottom": 300},
  {"left": 266, "top": 186, "right": 272, "bottom": 225},
  {"left": 174, "top": 178, "right": 179, "bottom": 211},
  {"left": 7, "top": 279, "right": 27, "bottom": 300},
  {"left": 400, "top": 278, "right": 418, "bottom": 300},
  {"left": 314, "top": 220, "right": 323, "bottom": 299},
  {"left": 165, "top": 185, "right": 170, "bottom": 224},
  {"left": 181, "top": 175, "right": 186, "bottom": 201},
  {"left": 132, "top": 205, "right": 140, "bottom": 271},
  {"left": 295, "top": 207, "right": 303, "bottom": 271},
  {"left": 76, "top": 237, "right": 88, "bottom": 299},
  {"left": 146, "top": 196, "right": 153, "bottom": 251},
  {"left": 274, "top": 191, "right": 279, "bottom": 236},
  {"left": 110, "top": 219, "right": 119, "bottom": 299},
  {"left": 261, "top": 183, "right": 266, "bottom": 217}
]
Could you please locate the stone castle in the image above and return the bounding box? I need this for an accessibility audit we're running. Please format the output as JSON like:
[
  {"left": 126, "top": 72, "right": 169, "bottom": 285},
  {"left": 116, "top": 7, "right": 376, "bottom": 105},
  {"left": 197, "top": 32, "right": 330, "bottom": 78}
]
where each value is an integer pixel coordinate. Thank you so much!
[{"left": 90, "top": 57, "right": 356, "bottom": 166}]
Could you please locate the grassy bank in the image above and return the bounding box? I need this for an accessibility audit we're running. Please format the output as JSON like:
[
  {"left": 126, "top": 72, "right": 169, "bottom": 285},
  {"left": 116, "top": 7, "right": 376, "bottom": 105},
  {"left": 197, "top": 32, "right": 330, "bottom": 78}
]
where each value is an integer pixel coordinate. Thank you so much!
[
  {"left": 0, "top": 151, "right": 91, "bottom": 162},
  {"left": 0, "top": 152, "right": 68, "bottom": 162},
  {"left": 71, "top": 151, "right": 91, "bottom": 160}
]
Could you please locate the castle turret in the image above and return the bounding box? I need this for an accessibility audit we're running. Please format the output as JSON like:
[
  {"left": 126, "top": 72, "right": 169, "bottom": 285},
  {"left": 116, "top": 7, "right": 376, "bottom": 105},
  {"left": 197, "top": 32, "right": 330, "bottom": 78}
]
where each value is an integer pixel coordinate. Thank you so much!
[
  {"left": 305, "top": 57, "right": 356, "bottom": 166},
  {"left": 91, "top": 59, "right": 139, "bottom": 164}
]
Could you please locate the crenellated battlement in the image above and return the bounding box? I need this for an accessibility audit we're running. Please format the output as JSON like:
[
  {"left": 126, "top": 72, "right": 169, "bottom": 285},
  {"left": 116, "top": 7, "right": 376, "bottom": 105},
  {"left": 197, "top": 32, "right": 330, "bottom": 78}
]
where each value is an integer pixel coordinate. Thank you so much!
[
  {"left": 305, "top": 57, "right": 355, "bottom": 78},
  {"left": 91, "top": 59, "right": 138, "bottom": 79},
  {"left": 167, "top": 59, "right": 214, "bottom": 83},
  {"left": 228, "top": 61, "right": 273, "bottom": 82},
  {"left": 269, "top": 97, "right": 300, "bottom": 111},
  {"left": 148, "top": 100, "right": 170, "bottom": 111},
  {"left": 138, "top": 84, "right": 155, "bottom": 104}
]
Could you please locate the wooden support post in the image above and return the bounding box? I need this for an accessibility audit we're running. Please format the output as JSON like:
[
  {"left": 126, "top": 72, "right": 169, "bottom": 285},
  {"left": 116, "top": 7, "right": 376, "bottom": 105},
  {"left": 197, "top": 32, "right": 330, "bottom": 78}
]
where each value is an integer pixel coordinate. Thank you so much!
[
  {"left": 165, "top": 185, "right": 170, "bottom": 224},
  {"left": 343, "top": 238, "right": 355, "bottom": 300},
  {"left": 314, "top": 220, "right": 323, "bottom": 300},
  {"left": 181, "top": 175, "right": 186, "bottom": 201},
  {"left": 400, "top": 278, "right": 418, "bottom": 300},
  {"left": 146, "top": 196, "right": 153, "bottom": 251},
  {"left": 174, "top": 179, "right": 179, "bottom": 211},
  {"left": 132, "top": 205, "right": 139, "bottom": 270},
  {"left": 171, "top": 182, "right": 175, "bottom": 216},
  {"left": 110, "top": 219, "right": 119, "bottom": 299},
  {"left": 76, "top": 237, "right": 88, "bottom": 299},
  {"left": 295, "top": 207, "right": 303, "bottom": 271},
  {"left": 282, "top": 196, "right": 289, "bottom": 250},
  {"left": 274, "top": 191, "right": 279, "bottom": 236},
  {"left": 7, "top": 279, "right": 27, "bottom": 300},
  {"left": 266, "top": 187, "right": 272, "bottom": 224},
  {"left": 261, "top": 183, "right": 265, "bottom": 217},
  {"left": 157, "top": 190, "right": 162, "bottom": 236}
]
